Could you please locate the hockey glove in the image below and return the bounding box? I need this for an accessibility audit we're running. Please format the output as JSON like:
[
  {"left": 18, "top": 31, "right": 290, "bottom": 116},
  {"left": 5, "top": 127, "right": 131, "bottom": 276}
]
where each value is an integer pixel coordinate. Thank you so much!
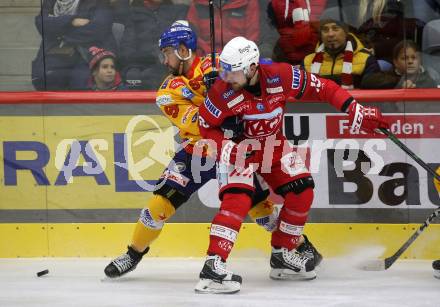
[
  {"left": 348, "top": 102, "right": 389, "bottom": 134},
  {"left": 203, "top": 70, "right": 219, "bottom": 90},
  {"left": 221, "top": 115, "right": 244, "bottom": 140}
]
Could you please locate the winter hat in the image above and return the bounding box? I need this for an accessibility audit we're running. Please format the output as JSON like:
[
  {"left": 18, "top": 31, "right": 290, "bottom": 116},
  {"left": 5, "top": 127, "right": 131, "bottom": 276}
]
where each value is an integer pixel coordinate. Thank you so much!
[
  {"left": 88, "top": 46, "right": 116, "bottom": 70},
  {"left": 319, "top": 7, "right": 349, "bottom": 33},
  {"left": 319, "top": 18, "right": 348, "bottom": 33}
]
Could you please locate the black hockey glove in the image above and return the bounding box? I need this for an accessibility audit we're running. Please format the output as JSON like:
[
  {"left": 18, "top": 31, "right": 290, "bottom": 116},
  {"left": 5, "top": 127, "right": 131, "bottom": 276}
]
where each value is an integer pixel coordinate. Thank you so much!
[
  {"left": 203, "top": 70, "right": 219, "bottom": 90},
  {"left": 220, "top": 115, "right": 244, "bottom": 140}
]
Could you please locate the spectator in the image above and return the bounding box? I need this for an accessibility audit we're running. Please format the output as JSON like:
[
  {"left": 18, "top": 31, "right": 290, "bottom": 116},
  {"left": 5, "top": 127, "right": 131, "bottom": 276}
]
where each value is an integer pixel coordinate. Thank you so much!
[
  {"left": 32, "top": 0, "right": 116, "bottom": 90},
  {"left": 302, "top": 17, "right": 381, "bottom": 89},
  {"left": 87, "top": 46, "right": 126, "bottom": 90},
  {"left": 119, "top": 0, "right": 189, "bottom": 90},
  {"left": 267, "top": 0, "right": 326, "bottom": 65},
  {"left": 186, "top": 0, "right": 260, "bottom": 56},
  {"left": 357, "top": 0, "right": 425, "bottom": 64},
  {"left": 372, "top": 40, "right": 438, "bottom": 89}
]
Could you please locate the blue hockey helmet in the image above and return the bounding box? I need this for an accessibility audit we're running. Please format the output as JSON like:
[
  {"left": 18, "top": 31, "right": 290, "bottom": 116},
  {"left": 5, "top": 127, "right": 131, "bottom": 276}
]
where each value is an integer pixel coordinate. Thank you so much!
[{"left": 158, "top": 21, "right": 197, "bottom": 51}]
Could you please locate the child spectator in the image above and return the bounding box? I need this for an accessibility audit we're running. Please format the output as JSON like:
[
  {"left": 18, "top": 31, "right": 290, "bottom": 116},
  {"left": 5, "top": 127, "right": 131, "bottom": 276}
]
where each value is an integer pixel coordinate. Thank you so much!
[
  {"left": 373, "top": 40, "right": 438, "bottom": 89},
  {"left": 88, "top": 46, "right": 126, "bottom": 90}
]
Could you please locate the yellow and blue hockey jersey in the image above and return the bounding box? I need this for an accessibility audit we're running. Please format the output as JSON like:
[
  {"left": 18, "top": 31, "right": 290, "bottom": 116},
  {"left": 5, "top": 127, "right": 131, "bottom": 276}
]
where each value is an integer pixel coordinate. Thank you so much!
[{"left": 156, "top": 56, "right": 214, "bottom": 150}]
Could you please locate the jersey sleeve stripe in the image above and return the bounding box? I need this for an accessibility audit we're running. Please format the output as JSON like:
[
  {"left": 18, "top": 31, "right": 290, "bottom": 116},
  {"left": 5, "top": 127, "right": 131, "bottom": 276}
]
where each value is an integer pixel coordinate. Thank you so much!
[
  {"left": 295, "top": 69, "right": 308, "bottom": 100},
  {"left": 341, "top": 97, "right": 355, "bottom": 113}
]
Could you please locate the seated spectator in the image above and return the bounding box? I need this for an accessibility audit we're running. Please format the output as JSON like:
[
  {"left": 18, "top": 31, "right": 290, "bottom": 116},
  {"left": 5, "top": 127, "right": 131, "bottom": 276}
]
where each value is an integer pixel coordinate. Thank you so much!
[
  {"left": 119, "top": 0, "right": 189, "bottom": 90},
  {"left": 187, "top": 0, "right": 260, "bottom": 55},
  {"left": 302, "top": 17, "right": 381, "bottom": 89},
  {"left": 267, "top": 0, "right": 326, "bottom": 65},
  {"left": 357, "top": 0, "right": 425, "bottom": 64},
  {"left": 87, "top": 46, "right": 126, "bottom": 90},
  {"left": 32, "top": 0, "right": 115, "bottom": 90},
  {"left": 373, "top": 40, "right": 438, "bottom": 89}
]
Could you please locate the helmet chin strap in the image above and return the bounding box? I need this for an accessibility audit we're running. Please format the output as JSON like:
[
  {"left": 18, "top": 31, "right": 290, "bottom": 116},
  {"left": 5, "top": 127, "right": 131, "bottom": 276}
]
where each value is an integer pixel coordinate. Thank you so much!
[
  {"left": 246, "top": 66, "right": 259, "bottom": 86},
  {"left": 174, "top": 48, "right": 192, "bottom": 76}
]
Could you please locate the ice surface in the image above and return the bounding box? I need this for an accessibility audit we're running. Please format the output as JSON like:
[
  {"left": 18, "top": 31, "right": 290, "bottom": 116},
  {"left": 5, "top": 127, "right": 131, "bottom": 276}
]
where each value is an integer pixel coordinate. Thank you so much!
[{"left": 0, "top": 256, "right": 438, "bottom": 307}]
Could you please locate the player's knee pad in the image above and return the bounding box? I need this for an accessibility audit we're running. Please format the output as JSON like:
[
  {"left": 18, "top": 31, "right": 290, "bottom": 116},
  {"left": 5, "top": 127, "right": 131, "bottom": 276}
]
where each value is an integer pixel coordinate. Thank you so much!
[
  {"left": 139, "top": 194, "right": 176, "bottom": 230},
  {"left": 153, "top": 183, "right": 189, "bottom": 210},
  {"left": 275, "top": 176, "right": 315, "bottom": 197}
]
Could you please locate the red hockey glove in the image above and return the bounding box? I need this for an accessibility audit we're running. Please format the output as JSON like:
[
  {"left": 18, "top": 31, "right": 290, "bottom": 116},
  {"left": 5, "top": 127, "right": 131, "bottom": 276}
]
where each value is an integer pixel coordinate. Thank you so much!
[
  {"left": 348, "top": 102, "right": 390, "bottom": 134},
  {"left": 220, "top": 140, "right": 256, "bottom": 169}
]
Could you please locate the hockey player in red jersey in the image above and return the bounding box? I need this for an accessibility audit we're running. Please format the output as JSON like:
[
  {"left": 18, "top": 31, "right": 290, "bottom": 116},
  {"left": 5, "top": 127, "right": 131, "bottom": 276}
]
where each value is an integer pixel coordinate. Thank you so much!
[
  {"left": 194, "top": 36, "right": 390, "bottom": 294},
  {"left": 104, "top": 22, "right": 322, "bottom": 280}
]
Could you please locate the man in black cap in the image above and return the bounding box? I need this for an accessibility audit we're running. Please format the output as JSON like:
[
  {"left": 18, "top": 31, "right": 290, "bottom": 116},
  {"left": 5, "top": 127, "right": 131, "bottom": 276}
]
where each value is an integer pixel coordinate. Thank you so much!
[{"left": 302, "top": 17, "right": 382, "bottom": 89}]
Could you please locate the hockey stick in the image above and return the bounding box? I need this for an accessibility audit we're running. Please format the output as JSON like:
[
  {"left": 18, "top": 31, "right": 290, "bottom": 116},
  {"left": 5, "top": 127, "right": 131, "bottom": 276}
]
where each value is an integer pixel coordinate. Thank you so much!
[
  {"left": 379, "top": 128, "right": 440, "bottom": 182},
  {"left": 363, "top": 207, "right": 440, "bottom": 270},
  {"left": 363, "top": 128, "right": 440, "bottom": 270},
  {"left": 209, "top": 0, "right": 216, "bottom": 70}
]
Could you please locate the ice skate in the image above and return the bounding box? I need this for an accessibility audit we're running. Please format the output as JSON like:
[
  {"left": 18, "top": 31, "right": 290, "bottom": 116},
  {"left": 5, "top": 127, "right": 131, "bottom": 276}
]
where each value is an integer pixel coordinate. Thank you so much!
[
  {"left": 433, "top": 260, "right": 440, "bottom": 279},
  {"left": 104, "top": 246, "right": 149, "bottom": 278},
  {"left": 195, "top": 255, "right": 242, "bottom": 294},
  {"left": 296, "top": 235, "right": 323, "bottom": 267},
  {"left": 270, "top": 247, "right": 316, "bottom": 281}
]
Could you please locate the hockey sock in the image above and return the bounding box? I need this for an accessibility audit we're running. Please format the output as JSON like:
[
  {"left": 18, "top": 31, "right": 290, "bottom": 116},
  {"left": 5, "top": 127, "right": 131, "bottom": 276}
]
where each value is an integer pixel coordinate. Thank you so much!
[
  {"left": 248, "top": 199, "right": 278, "bottom": 232},
  {"left": 131, "top": 195, "right": 176, "bottom": 253},
  {"left": 271, "top": 188, "right": 314, "bottom": 250},
  {"left": 208, "top": 193, "right": 252, "bottom": 260}
]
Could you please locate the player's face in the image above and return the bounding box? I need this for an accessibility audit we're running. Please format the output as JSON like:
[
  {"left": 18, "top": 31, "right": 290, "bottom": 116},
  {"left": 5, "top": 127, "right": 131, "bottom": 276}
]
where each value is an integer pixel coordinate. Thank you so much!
[
  {"left": 220, "top": 69, "right": 248, "bottom": 91},
  {"left": 160, "top": 47, "right": 181, "bottom": 75},
  {"left": 394, "top": 47, "right": 420, "bottom": 75},
  {"left": 321, "top": 23, "right": 347, "bottom": 51}
]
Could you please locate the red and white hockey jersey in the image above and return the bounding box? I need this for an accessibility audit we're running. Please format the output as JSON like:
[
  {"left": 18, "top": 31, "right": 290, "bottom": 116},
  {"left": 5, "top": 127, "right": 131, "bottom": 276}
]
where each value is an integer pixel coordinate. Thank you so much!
[{"left": 198, "top": 61, "right": 355, "bottom": 156}]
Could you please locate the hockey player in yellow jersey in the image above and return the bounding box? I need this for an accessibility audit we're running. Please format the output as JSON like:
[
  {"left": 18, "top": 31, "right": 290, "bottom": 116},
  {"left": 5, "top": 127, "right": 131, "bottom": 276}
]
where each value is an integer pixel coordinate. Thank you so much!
[{"left": 104, "top": 21, "right": 321, "bottom": 278}]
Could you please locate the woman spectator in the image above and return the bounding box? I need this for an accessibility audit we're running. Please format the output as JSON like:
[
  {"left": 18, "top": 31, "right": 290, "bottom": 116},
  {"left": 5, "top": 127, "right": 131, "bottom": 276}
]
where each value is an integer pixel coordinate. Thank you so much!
[
  {"left": 357, "top": 0, "right": 425, "bottom": 64},
  {"left": 32, "top": 0, "right": 115, "bottom": 90}
]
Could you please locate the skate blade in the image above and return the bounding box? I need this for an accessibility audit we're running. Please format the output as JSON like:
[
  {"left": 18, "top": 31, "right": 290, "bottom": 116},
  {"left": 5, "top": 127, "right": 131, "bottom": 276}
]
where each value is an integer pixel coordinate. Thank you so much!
[
  {"left": 361, "top": 260, "right": 386, "bottom": 271},
  {"left": 434, "top": 270, "right": 440, "bottom": 279},
  {"left": 194, "top": 278, "right": 241, "bottom": 294},
  {"left": 269, "top": 268, "right": 316, "bottom": 281}
]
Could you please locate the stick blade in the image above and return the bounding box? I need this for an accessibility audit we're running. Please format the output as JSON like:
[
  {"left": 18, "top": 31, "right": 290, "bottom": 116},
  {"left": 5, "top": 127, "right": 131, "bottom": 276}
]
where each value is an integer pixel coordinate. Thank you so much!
[{"left": 361, "top": 259, "right": 386, "bottom": 271}]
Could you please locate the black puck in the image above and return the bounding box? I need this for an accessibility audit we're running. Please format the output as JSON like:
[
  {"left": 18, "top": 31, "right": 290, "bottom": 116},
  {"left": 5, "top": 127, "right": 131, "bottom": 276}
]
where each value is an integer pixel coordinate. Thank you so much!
[{"left": 37, "top": 269, "right": 49, "bottom": 277}]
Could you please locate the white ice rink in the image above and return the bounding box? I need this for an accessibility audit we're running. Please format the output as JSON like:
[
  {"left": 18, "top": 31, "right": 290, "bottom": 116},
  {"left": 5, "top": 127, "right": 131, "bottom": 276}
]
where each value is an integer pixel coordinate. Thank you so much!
[{"left": 0, "top": 253, "right": 439, "bottom": 307}]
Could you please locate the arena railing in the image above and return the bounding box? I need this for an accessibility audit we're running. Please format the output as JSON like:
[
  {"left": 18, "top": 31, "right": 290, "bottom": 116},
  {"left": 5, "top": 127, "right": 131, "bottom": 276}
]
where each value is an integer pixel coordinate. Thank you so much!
[{"left": 1, "top": 89, "right": 440, "bottom": 104}]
